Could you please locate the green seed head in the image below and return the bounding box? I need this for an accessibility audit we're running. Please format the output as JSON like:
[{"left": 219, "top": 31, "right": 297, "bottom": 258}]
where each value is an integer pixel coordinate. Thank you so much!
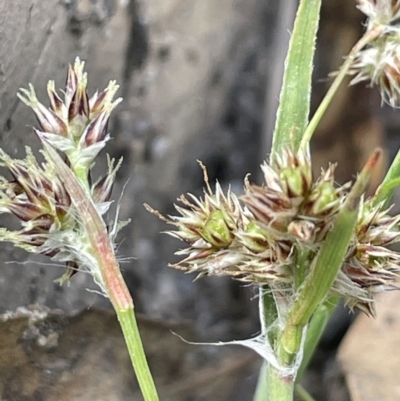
[
  {"left": 308, "top": 181, "right": 338, "bottom": 215},
  {"left": 201, "top": 209, "right": 235, "bottom": 248},
  {"left": 239, "top": 221, "right": 270, "bottom": 253}
]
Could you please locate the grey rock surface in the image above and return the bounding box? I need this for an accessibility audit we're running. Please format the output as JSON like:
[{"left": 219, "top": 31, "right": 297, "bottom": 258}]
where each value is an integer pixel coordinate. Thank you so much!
[{"left": 0, "top": 0, "right": 277, "bottom": 341}]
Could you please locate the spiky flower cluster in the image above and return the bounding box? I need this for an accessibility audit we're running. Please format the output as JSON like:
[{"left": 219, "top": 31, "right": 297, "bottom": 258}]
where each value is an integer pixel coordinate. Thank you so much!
[
  {"left": 150, "top": 151, "right": 400, "bottom": 314},
  {"left": 357, "top": 0, "right": 400, "bottom": 30},
  {"left": 339, "top": 198, "right": 400, "bottom": 314},
  {"left": 18, "top": 58, "right": 122, "bottom": 169},
  {"left": 351, "top": 0, "right": 400, "bottom": 107},
  {"left": 0, "top": 59, "right": 122, "bottom": 285}
]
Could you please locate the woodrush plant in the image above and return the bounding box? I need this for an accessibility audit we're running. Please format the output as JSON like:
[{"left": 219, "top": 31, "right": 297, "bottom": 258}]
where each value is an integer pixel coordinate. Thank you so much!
[
  {"left": 146, "top": 0, "right": 400, "bottom": 400},
  {"left": 0, "top": 60, "right": 159, "bottom": 400},
  {"left": 1, "top": 1, "right": 400, "bottom": 401}
]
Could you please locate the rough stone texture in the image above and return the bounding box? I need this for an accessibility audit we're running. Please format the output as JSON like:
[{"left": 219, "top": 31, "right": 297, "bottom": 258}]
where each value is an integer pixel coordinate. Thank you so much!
[
  {"left": 0, "top": 0, "right": 275, "bottom": 335},
  {"left": 0, "top": 306, "right": 258, "bottom": 401}
]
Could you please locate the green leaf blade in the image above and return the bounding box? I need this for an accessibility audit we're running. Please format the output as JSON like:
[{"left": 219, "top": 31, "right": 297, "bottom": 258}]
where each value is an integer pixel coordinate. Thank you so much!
[{"left": 271, "top": 0, "right": 321, "bottom": 157}]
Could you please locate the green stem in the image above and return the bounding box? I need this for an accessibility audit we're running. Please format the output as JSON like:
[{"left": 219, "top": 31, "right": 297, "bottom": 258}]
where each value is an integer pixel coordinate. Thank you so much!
[
  {"left": 266, "top": 363, "right": 295, "bottom": 401},
  {"left": 117, "top": 308, "right": 159, "bottom": 401},
  {"left": 296, "top": 296, "right": 339, "bottom": 381},
  {"left": 255, "top": 1, "right": 321, "bottom": 396},
  {"left": 374, "top": 147, "right": 400, "bottom": 207},
  {"left": 72, "top": 163, "right": 91, "bottom": 192},
  {"left": 262, "top": 287, "right": 278, "bottom": 346},
  {"left": 300, "top": 27, "right": 382, "bottom": 150},
  {"left": 253, "top": 362, "right": 295, "bottom": 401},
  {"left": 295, "top": 384, "right": 317, "bottom": 401},
  {"left": 253, "top": 287, "right": 279, "bottom": 401},
  {"left": 294, "top": 248, "right": 311, "bottom": 289},
  {"left": 43, "top": 142, "right": 159, "bottom": 401},
  {"left": 253, "top": 361, "right": 268, "bottom": 401}
]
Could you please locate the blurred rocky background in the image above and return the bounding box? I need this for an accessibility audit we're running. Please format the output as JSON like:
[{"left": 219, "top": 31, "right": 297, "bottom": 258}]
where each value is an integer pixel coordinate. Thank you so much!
[{"left": 0, "top": 0, "right": 395, "bottom": 400}]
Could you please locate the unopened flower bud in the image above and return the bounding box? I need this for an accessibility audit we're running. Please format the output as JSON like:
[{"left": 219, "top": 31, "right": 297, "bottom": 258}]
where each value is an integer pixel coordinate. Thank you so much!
[
  {"left": 47, "top": 81, "right": 64, "bottom": 115},
  {"left": 81, "top": 112, "right": 109, "bottom": 147},
  {"left": 274, "top": 150, "right": 313, "bottom": 196},
  {"left": 307, "top": 181, "right": 339, "bottom": 215},
  {"left": 239, "top": 221, "right": 270, "bottom": 253},
  {"left": 201, "top": 209, "right": 235, "bottom": 248},
  {"left": 18, "top": 85, "right": 68, "bottom": 137},
  {"left": 279, "top": 167, "right": 305, "bottom": 198}
]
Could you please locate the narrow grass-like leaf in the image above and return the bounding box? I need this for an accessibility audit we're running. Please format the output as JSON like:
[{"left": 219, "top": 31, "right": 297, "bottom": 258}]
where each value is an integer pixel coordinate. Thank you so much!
[
  {"left": 295, "top": 296, "right": 339, "bottom": 381},
  {"left": 295, "top": 384, "right": 317, "bottom": 401},
  {"left": 271, "top": 0, "right": 321, "bottom": 158},
  {"left": 373, "top": 147, "right": 400, "bottom": 207},
  {"left": 42, "top": 140, "right": 132, "bottom": 309}
]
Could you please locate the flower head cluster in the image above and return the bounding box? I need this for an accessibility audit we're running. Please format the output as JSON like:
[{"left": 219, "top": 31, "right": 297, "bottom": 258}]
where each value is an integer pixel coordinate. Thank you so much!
[
  {"left": 338, "top": 198, "right": 400, "bottom": 315},
  {"left": 0, "top": 148, "right": 73, "bottom": 250},
  {"left": 146, "top": 163, "right": 259, "bottom": 280},
  {"left": 357, "top": 0, "right": 400, "bottom": 30},
  {"left": 18, "top": 58, "right": 122, "bottom": 169},
  {"left": 0, "top": 60, "right": 123, "bottom": 285},
  {"left": 350, "top": 1, "right": 400, "bottom": 107},
  {"left": 149, "top": 150, "right": 400, "bottom": 314}
]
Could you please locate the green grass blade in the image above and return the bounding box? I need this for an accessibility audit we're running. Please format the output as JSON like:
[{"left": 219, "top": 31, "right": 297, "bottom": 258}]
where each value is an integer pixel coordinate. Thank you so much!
[
  {"left": 271, "top": 0, "right": 321, "bottom": 158},
  {"left": 373, "top": 148, "right": 400, "bottom": 207},
  {"left": 296, "top": 296, "right": 339, "bottom": 381}
]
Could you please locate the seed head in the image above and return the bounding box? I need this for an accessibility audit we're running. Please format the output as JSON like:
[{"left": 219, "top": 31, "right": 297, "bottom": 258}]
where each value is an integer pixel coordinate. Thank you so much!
[
  {"left": 350, "top": 37, "right": 400, "bottom": 107},
  {"left": 145, "top": 162, "right": 254, "bottom": 279},
  {"left": 357, "top": 0, "right": 400, "bottom": 30},
  {"left": 0, "top": 144, "right": 124, "bottom": 287},
  {"left": 338, "top": 198, "right": 400, "bottom": 315},
  {"left": 242, "top": 151, "right": 347, "bottom": 246},
  {"left": 349, "top": 1, "right": 400, "bottom": 107},
  {"left": 18, "top": 58, "right": 122, "bottom": 169},
  {"left": 149, "top": 150, "right": 400, "bottom": 315},
  {"left": 0, "top": 148, "right": 75, "bottom": 253},
  {"left": 0, "top": 60, "right": 125, "bottom": 286}
]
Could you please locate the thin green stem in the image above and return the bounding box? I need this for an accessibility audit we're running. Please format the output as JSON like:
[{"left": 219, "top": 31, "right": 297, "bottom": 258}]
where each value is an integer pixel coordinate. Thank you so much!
[
  {"left": 118, "top": 308, "right": 159, "bottom": 401},
  {"left": 295, "top": 384, "right": 317, "bottom": 401},
  {"left": 262, "top": 287, "right": 278, "bottom": 346},
  {"left": 266, "top": 363, "right": 294, "bottom": 401},
  {"left": 300, "top": 27, "right": 382, "bottom": 150},
  {"left": 43, "top": 142, "right": 159, "bottom": 401},
  {"left": 374, "top": 147, "right": 400, "bottom": 207},
  {"left": 296, "top": 296, "right": 339, "bottom": 381},
  {"left": 253, "top": 362, "right": 294, "bottom": 401},
  {"left": 253, "top": 361, "right": 268, "bottom": 401},
  {"left": 253, "top": 287, "right": 279, "bottom": 401},
  {"left": 294, "top": 248, "right": 311, "bottom": 289},
  {"left": 255, "top": 2, "right": 321, "bottom": 397},
  {"left": 73, "top": 163, "right": 90, "bottom": 191}
]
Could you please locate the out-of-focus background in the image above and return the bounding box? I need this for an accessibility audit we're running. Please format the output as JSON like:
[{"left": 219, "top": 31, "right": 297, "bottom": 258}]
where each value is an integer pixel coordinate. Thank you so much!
[{"left": 0, "top": 1, "right": 398, "bottom": 400}]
